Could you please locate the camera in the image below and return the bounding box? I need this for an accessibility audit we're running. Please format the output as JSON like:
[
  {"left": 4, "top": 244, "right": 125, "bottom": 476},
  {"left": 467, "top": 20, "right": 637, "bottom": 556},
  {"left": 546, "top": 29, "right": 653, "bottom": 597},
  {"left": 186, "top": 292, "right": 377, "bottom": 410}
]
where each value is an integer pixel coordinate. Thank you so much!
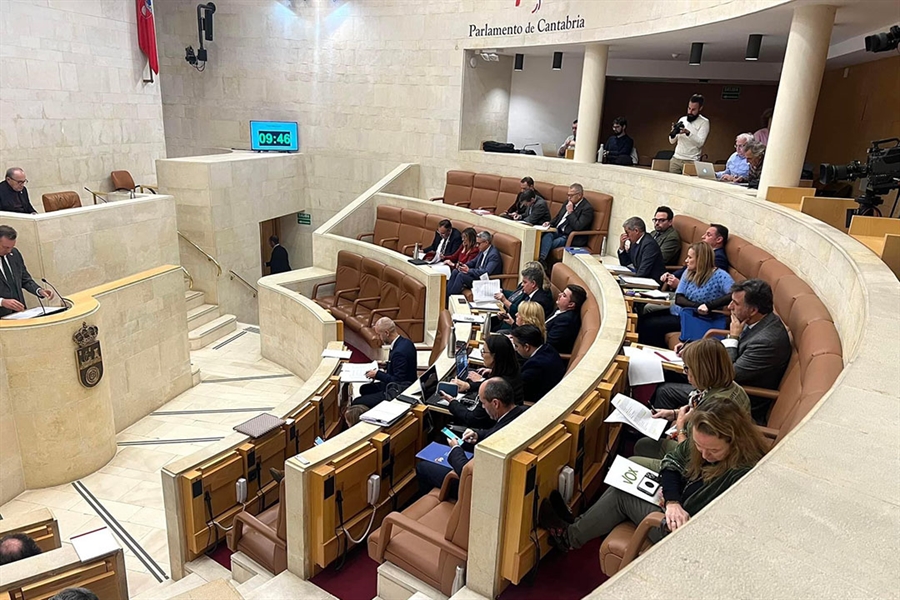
[
  {"left": 670, "top": 121, "right": 685, "bottom": 138},
  {"left": 820, "top": 138, "right": 900, "bottom": 217},
  {"left": 865, "top": 25, "right": 900, "bottom": 53}
]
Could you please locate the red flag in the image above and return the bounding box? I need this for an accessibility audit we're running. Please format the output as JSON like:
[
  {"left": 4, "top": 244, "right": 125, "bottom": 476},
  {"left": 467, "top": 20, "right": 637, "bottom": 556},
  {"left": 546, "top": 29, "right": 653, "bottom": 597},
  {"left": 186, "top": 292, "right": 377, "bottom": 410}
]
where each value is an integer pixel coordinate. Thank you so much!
[{"left": 137, "top": 0, "right": 159, "bottom": 74}]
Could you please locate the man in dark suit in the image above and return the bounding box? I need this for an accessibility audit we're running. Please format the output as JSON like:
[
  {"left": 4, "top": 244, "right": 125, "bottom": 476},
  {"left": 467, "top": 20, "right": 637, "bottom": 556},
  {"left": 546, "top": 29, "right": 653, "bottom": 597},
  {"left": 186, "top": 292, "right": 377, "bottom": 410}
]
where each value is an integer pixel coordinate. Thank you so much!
[
  {"left": 545, "top": 284, "right": 587, "bottom": 354},
  {"left": 416, "top": 377, "right": 527, "bottom": 495},
  {"left": 617, "top": 216, "right": 667, "bottom": 283},
  {"left": 538, "top": 183, "right": 595, "bottom": 262},
  {"left": 351, "top": 317, "right": 418, "bottom": 409},
  {"left": 493, "top": 266, "right": 554, "bottom": 329},
  {"left": 652, "top": 279, "right": 791, "bottom": 422},
  {"left": 0, "top": 225, "right": 52, "bottom": 318},
  {"left": 512, "top": 324, "right": 566, "bottom": 404},
  {"left": 423, "top": 219, "right": 462, "bottom": 262},
  {"left": 446, "top": 231, "right": 502, "bottom": 296},
  {"left": 0, "top": 169, "right": 37, "bottom": 214},
  {"left": 265, "top": 235, "right": 291, "bottom": 274},
  {"left": 506, "top": 189, "right": 551, "bottom": 226}
]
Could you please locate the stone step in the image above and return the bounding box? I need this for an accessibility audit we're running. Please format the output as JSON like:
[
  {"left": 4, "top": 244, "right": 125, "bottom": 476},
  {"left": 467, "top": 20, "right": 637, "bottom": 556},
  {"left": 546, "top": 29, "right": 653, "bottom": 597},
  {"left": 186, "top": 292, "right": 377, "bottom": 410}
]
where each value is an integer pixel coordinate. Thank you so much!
[
  {"left": 185, "top": 290, "right": 206, "bottom": 311},
  {"left": 189, "top": 314, "right": 237, "bottom": 350},
  {"left": 184, "top": 555, "right": 232, "bottom": 583},
  {"left": 234, "top": 573, "right": 269, "bottom": 597},
  {"left": 132, "top": 573, "right": 205, "bottom": 600},
  {"left": 244, "top": 571, "right": 338, "bottom": 600},
  {"left": 188, "top": 303, "right": 220, "bottom": 329}
]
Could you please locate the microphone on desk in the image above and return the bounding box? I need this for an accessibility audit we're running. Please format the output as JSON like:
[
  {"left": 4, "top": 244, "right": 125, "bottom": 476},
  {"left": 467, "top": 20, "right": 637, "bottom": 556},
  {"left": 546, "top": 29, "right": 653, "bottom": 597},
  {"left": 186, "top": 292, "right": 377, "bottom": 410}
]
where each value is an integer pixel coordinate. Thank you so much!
[
  {"left": 41, "top": 278, "right": 72, "bottom": 309},
  {"left": 36, "top": 293, "right": 47, "bottom": 315}
]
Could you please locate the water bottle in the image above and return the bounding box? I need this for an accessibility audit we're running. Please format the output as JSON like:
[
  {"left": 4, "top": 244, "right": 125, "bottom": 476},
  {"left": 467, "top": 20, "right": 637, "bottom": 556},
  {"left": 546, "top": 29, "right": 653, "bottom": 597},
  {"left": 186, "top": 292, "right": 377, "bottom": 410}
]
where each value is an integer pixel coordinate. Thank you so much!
[
  {"left": 451, "top": 564, "right": 466, "bottom": 595},
  {"left": 414, "top": 242, "right": 420, "bottom": 259}
]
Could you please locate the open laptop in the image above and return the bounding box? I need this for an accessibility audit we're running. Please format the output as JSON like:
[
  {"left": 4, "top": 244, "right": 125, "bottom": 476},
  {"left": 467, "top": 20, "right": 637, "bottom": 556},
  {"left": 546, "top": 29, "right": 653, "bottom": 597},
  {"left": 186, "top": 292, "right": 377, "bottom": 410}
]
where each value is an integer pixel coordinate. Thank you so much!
[
  {"left": 694, "top": 161, "right": 718, "bottom": 180},
  {"left": 418, "top": 365, "right": 442, "bottom": 405}
]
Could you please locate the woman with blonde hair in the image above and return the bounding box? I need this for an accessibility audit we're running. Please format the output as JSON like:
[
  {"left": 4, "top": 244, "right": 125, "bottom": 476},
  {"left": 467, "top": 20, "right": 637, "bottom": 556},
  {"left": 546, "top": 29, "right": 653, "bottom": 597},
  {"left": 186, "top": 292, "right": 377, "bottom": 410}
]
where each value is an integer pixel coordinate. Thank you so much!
[
  {"left": 539, "top": 397, "right": 767, "bottom": 551},
  {"left": 512, "top": 301, "right": 546, "bottom": 342},
  {"left": 638, "top": 242, "right": 733, "bottom": 348},
  {"left": 632, "top": 337, "right": 751, "bottom": 470}
]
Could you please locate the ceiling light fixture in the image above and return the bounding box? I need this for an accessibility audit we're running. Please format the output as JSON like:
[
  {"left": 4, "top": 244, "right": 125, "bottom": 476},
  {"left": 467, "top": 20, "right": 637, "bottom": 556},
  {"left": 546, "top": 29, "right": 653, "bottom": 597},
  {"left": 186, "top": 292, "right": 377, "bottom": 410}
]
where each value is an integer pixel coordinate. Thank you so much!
[
  {"left": 689, "top": 42, "right": 703, "bottom": 66},
  {"left": 552, "top": 51, "right": 563, "bottom": 70},
  {"left": 745, "top": 34, "right": 763, "bottom": 61}
]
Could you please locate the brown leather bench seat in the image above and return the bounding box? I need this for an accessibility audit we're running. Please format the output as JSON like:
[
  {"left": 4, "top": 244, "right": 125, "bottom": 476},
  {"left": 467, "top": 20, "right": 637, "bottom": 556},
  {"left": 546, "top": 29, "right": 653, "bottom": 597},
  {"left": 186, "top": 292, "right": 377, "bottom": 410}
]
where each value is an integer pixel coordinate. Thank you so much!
[
  {"left": 430, "top": 170, "right": 614, "bottom": 260},
  {"left": 548, "top": 262, "right": 601, "bottom": 371},
  {"left": 360, "top": 204, "right": 522, "bottom": 287},
  {"left": 601, "top": 215, "right": 845, "bottom": 576},
  {"left": 312, "top": 251, "right": 426, "bottom": 348}
]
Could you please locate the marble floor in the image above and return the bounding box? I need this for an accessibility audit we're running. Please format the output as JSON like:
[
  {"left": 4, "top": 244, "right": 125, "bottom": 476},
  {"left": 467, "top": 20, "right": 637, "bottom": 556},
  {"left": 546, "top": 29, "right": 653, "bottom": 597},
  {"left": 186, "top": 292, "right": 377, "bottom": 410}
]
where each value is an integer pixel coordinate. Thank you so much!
[{"left": 0, "top": 325, "right": 307, "bottom": 598}]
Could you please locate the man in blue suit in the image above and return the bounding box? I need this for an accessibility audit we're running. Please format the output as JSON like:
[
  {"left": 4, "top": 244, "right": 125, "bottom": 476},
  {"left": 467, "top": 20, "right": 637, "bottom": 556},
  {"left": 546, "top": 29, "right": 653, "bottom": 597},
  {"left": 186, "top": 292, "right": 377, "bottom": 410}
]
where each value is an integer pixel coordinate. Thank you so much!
[
  {"left": 446, "top": 231, "right": 502, "bottom": 296},
  {"left": 351, "top": 317, "right": 418, "bottom": 409},
  {"left": 511, "top": 324, "right": 566, "bottom": 404}
]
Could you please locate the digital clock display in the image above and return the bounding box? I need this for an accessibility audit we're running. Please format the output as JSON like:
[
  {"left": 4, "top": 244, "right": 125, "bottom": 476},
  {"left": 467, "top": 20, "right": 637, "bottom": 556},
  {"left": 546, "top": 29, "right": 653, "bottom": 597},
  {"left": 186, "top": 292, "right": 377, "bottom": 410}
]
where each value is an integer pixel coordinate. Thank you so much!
[{"left": 250, "top": 120, "right": 299, "bottom": 152}]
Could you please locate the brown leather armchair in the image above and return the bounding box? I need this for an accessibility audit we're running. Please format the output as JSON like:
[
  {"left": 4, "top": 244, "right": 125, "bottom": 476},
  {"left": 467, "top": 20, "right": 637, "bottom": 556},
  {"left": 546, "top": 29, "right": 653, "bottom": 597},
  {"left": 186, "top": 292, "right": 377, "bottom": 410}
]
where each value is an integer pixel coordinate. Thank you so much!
[
  {"left": 110, "top": 170, "right": 157, "bottom": 194},
  {"left": 368, "top": 462, "right": 472, "bottom": 596},
  {"left": 599, "top": 512, "right": 664, "bottom": 576},
  {"left": 228, "top": 479, "right": 287, "bottom": 574},
  {"left": 549, "top": 192, "right": 612, "bottom": 263},
  {"left": 41, "top": 191, "right": 81, "bottom": 213}
]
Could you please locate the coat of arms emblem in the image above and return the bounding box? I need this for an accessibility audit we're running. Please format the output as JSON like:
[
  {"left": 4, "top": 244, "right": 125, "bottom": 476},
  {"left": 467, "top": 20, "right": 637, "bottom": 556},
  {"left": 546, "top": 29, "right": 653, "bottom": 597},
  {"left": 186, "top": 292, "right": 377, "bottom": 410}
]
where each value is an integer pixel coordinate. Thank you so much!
[{"left": 73, "top": 322, "right": 103, "bottom": 388}]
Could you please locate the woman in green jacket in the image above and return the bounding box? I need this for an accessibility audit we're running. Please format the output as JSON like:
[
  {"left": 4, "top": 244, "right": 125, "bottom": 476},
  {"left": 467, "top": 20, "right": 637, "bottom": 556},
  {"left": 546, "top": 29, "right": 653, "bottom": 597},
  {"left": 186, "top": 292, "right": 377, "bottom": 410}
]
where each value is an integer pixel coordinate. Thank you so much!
[{"left": 538, "top": 397, "right": 767, "bottom": 551}]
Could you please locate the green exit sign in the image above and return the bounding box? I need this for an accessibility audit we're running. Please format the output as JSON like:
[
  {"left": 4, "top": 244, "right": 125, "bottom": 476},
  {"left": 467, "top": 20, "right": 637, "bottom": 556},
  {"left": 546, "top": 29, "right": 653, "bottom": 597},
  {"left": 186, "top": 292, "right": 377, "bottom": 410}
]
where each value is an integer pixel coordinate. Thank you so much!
[{"left": 297, "top": 212, "right": 311, "bottom": 225}]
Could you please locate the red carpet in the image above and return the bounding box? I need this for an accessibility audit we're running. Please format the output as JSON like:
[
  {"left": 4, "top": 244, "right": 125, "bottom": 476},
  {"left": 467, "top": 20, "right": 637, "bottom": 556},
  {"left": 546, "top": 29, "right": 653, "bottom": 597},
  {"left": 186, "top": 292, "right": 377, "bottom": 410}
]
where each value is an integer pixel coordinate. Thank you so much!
[
  {"left": 499, "top": 537, "right": 608, "bottom": 600},
  {"left": 345, "top": 343, "right": 371, "bottom": 364},
  {"left": 310, "top": 543, "right": 379, "bottom": 600},
  {"left": 207, "top": 541, "right": 233, "bottom": 571}
]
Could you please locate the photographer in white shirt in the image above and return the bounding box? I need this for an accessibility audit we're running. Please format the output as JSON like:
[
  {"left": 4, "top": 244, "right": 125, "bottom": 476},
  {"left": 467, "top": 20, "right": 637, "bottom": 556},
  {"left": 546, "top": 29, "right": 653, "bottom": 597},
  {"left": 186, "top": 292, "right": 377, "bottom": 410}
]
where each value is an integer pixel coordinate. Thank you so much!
[{"left": 668, "top": 94, "right": 710, "bottom": 175}]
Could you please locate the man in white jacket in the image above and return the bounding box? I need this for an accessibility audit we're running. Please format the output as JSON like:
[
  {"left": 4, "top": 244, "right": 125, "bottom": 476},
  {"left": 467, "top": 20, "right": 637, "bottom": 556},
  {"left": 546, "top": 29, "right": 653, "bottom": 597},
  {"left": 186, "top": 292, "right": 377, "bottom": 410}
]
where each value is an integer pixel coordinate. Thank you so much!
[{"left": 667, "top": 94, "right": 710, "bottom": 174}]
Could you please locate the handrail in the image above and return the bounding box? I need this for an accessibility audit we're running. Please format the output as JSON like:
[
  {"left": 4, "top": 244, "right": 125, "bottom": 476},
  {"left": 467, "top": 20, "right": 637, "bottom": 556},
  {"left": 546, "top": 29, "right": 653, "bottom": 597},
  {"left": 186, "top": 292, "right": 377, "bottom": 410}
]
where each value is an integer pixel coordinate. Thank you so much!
[
  {"left": 179, "top": 266, "right": 194, "bottom": 290},
  {"left": 229, "top": 270, "right": 258, "bottom": 297},
  {"left": 177, "top": 231, "right": 222, "bottom": 276}
]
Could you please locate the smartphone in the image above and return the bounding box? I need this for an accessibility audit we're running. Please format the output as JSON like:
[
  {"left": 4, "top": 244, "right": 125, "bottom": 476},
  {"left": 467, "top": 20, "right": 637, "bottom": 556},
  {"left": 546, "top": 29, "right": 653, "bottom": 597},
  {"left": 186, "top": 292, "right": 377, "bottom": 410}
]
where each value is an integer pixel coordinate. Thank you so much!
[
  {"left": 637, "top": 472, "right": 660, "bottom": 497},
  {"left": 440, "top": 427, "right": 462, "bottom": 444},
  {"left": 314, "top": 436, "right": 325, "bottom": 446}
]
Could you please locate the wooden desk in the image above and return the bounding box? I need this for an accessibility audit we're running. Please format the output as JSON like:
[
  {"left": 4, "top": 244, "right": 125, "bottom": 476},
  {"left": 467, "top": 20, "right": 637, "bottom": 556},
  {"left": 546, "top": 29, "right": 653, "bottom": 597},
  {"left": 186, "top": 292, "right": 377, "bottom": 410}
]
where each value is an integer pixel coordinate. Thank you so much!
[{"left": 849, "top": 216, "right": 900, "bottom": 278}]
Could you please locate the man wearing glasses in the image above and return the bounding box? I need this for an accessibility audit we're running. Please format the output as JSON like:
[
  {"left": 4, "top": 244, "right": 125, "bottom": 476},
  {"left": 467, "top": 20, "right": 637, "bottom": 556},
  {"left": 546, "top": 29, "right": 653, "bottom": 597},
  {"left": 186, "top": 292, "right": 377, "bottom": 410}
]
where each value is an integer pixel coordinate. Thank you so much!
[
  {"left": 717, "top": 134, "right": 753, "bottom": 182},
  {"left": 0, "top": 168, "right": 37, "bottom": 214},
  {"left": 538, "top": 183, "right": 594, "bottom": 266},
  {"left": 649, "top": 206, "right": 682, "bottom": 266}
]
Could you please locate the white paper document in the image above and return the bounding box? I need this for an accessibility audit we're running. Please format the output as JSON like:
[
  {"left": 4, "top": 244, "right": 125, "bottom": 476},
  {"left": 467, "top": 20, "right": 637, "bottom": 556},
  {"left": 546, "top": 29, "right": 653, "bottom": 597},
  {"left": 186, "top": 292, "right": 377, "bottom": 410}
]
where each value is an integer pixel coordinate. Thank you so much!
[
  {"left": 603, "top": 455, "right": 664, "bottom": 507},
  {"left": 605, "top": 264, "right": 633, "bottom": 275},
  {"left": 360, "top": 399, "right": 411, "bottom": 427},
  {"left": 322, "top": 348, "right": 353, "bottom": 360},
  {"left": 607, "top": 393, "right": 668, "bottom": 440},
  {"left": 622, "top": 346, "right": 665, "bottom": 386},
  {"left": 468, "top": 347, "right": 484, "bottom": 362},
  {"left": 0, "top": 305, "right": 67, "bottom": 320},
  {"left": 340, "top": 361, "right": 378, "bottom": 383},
  {"left": 470, "top": 301, "right": 501, "bottom": 311},
  {"left": 644, "top": 347, "right": 683, "bottom": 364},
  {"left": 452, "top": 314, "right": 485, "bottom": 324},
  {"left": 70, "top": 527, "right": 120, "bottom": 561},
  {"left": 619, "top": 275, "right": 660, "bottom": 289},
  {"left": 472, "top": 279, "right": 501, "bottom": 303},
  {"left": 429, "top": 264, "right": 452, "bottom": 278},
  {"left": 532, "top": 224, "right": 552, "bottom": 231}
]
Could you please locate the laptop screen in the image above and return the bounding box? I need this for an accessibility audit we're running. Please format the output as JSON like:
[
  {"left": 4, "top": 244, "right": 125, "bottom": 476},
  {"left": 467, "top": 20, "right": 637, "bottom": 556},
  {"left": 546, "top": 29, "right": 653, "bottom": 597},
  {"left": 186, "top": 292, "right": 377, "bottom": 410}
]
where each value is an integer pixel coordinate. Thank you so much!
[
  {"left": 419, "top": 366, "right": 439, "bottom": 399},
  {"left": 455, "top": 347, "right": 469, "bottom": 379}
]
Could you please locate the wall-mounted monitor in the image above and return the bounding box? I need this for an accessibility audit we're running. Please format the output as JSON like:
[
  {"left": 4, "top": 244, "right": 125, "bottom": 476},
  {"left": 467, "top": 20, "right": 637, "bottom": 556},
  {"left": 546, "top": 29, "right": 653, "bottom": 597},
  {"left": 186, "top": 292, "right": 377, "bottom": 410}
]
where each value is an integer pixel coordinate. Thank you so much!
[{"left": 250, "top": 120, "right": 299, "bottom": 152}]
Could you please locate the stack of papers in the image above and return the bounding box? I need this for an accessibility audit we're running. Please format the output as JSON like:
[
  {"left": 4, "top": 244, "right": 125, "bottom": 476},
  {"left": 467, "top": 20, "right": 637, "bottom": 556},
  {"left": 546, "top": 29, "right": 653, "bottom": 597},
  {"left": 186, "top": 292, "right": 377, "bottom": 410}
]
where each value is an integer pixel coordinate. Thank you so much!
[
  {"left": 70, "top": 527, "right": 120, "bottom": 561},
  {"left": 605, "top": 393, "right": 667, "bottom": 440},
  {"left": 619, "top": 275, "right": 660, "bottom": 289},
  {"left": 472, "top": 279, "right": 501, "bottom": 303},
  {"left": 603, "top": 455, "right": 664, "bottom": 507},
  {"left": 360, "top": 399, "right": 411, "bottom": 427},
  {"left": 340, "top": 361, "right": 378, "bottom": 383},
  {"left": 0, "top": 306, "right": 67, "bottom": 320},
  {"left": 532, "top": 224, "right": 553, "bottom": 231},
  {"left": 429, "top": 264, "right": 452, "bottom": 278},
  {"left": 622, "top": 346, "right": 665, "bottom": 385},
  {"left": 638, "top": 290, "right": 671, "bottom": 300},
  {"left": 605, "top": 264, "right": 633, "bottom": 275},
  {"left": 470, "top": 301, "right": 501, "bottom": 311},
  {"left": 322, "top": 348, "right": 353, "bottom": 359}
]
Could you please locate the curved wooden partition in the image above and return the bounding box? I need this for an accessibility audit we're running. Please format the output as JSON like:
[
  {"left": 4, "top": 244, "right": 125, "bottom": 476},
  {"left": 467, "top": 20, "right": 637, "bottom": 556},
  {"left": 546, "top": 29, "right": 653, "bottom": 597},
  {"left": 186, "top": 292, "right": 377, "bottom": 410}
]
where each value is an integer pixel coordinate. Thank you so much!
[{"left": 440, "top": 151, "right": 899, "bottom": 598}]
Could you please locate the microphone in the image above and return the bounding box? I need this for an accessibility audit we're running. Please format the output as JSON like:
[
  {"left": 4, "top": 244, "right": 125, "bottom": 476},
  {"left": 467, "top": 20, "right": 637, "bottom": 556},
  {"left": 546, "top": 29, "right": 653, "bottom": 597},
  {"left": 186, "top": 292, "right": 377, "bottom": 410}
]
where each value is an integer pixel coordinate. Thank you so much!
[
  {"left": 36, "top": 292, "right": 47, "bottom": 315},
  {"left": 41, "top": 278, "right": 71, "bottom": 309}
]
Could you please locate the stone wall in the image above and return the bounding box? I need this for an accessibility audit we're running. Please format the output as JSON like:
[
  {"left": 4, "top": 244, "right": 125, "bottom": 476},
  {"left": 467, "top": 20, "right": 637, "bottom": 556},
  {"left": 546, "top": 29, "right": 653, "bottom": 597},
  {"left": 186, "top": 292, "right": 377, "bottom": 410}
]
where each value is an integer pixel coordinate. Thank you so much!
[
  {"left": 95, "top": 267, "right": 192, "bottom": 432},
  {"left": 0, "top": 353, "right": 24, "bottom": 506},
  {"left": 0, "top": 196, "right": 180, "bottom": 299},
  {"left": 0, "top": 0, "right": 166, "bottom": 205}
]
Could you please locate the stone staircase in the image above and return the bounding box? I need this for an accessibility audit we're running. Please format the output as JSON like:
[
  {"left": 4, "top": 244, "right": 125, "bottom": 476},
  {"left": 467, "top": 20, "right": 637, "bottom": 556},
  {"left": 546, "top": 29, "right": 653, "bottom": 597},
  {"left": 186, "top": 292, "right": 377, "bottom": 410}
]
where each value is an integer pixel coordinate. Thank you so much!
[{"left": 185, "top": 290, "right": 237, "bottom": 350}]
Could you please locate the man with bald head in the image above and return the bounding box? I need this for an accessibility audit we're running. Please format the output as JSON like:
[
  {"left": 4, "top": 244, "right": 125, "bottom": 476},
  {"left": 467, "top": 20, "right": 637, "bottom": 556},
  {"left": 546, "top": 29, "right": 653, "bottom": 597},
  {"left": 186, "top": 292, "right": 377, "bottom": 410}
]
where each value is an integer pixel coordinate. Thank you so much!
[
  {"left": 0, "top": 168, "right": 37, "bottom": 214},
  {"left": 351, "top": 317, "right": 417, "bottom": 409},
  {"left": 0, "top": 533, "right": 42, "bottom": 565}
]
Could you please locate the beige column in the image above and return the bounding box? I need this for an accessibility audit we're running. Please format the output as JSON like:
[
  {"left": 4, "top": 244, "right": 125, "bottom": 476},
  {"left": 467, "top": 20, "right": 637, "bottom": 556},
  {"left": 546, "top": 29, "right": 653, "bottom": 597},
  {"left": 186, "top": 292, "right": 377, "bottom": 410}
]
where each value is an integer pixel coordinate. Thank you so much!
[
  {"left": 573, "top": 44, "right": 609, "bottom": 164},
  {"left": 757, "top": 5, "right": 836, "bottom": 198}
]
